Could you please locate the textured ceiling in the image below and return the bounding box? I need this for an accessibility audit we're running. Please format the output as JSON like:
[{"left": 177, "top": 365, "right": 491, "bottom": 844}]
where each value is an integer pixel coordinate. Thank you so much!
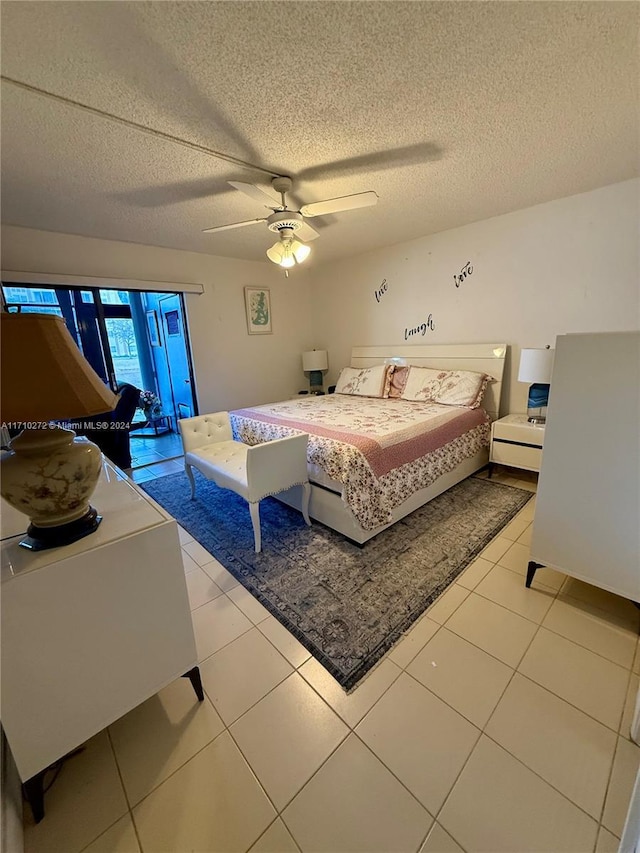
[{"left": 1, "top": 1, "right": 638, "bottom": 267}]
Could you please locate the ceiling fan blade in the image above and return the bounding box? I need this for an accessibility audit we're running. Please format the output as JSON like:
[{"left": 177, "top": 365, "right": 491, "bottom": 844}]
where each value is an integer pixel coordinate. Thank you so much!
[
  {"left": 228, "top": 181, "right": 281, "bottom": 208},
  {"left": 300, "top": 191, "right": 378, "bottom": 218},
  {"left": 296, "top": 221, "right": 320, "bottom": 242},
  {"left": 202, "top": 218, "right": 267, "bottom": 234}
]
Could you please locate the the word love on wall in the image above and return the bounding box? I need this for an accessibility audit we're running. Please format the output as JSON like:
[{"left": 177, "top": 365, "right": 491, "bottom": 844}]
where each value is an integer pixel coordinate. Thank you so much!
[{"left": 453, "top": 261, "right": 474, "bottom": 288}]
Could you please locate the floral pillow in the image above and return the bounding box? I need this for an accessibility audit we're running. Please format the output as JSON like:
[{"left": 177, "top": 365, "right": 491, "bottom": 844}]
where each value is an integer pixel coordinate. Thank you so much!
[
  {"left": 401, "top": 367, "right": 490, "bottom": 408},
  {"left": 434, "top": 370, "right": 490, "bottom": 408},
  {"left": 400, "top": 367, "right": 448, "bottom": 403},
  {"left": 335, "top": 364, "right": 391, "bottom": 398}
]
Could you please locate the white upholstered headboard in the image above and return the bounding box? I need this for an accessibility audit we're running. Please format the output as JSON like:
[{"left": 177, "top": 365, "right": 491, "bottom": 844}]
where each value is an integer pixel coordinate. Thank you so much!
[{"left": 350, "top": 343, "right": 508, "bottom": 421}]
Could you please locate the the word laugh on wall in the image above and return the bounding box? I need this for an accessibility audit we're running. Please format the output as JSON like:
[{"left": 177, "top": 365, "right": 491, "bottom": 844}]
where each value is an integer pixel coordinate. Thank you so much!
[{"left": 405, "top": 314, "right": 436, "bottom": 340}]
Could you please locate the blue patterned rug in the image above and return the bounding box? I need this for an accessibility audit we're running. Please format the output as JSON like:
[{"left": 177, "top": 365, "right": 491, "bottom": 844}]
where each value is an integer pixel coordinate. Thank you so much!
[{"left": 142, "top": 472, "right": 531, "bottom": 690}]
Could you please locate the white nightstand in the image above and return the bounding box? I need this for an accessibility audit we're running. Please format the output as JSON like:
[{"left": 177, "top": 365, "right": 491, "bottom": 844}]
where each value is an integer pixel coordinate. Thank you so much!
[{"left": 489, "top": 413, "right": 545, "bottom": 475}]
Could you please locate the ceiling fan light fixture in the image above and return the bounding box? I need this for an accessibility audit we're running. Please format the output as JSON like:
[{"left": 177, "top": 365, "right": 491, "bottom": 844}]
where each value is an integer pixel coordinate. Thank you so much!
[{"left": 266, "top": 229, "right": 310, "bottom": 268}]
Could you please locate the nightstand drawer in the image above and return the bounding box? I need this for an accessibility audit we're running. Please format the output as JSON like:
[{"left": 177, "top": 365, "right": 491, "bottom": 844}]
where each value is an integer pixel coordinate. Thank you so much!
[
  {"left": 491, "top": 440, "right": 542, "bottom": 471},
  {"left": 492, "top": 420, "right": 544, "bottom": 447}
]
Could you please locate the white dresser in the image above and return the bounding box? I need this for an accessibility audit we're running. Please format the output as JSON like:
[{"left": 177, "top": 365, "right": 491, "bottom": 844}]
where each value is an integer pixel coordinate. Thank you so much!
[
  {"left": 1, "top": 460, "right": 200, "bottom": 822},
  {"left": 526, "top": 330, "right": 640, "bottom": 600}
]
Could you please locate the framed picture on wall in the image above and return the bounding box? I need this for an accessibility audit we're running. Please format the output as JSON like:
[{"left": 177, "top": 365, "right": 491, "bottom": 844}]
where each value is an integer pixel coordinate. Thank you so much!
[
  {"left": 244, "top": 287, "right": 272, "bottom": 335},
  {"left": 146, "top": 310, "right": 161, "bottom": 346}
]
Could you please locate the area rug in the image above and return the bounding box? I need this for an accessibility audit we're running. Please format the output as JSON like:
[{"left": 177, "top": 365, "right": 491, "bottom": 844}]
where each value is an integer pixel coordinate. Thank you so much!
[{"left": 142, "top": 472, "right": 532, "bottom": 690}]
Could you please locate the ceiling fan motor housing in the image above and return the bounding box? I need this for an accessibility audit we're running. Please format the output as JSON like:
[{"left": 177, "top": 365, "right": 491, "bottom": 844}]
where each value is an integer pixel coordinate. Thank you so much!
[{"left": 267, "top": 210, "right": 304, "bottom": 233}]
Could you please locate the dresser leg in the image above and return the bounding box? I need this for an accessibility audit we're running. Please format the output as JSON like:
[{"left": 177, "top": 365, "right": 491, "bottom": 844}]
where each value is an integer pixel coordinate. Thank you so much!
[
  {"left": 23, "top": 771, "right": 46, "bottom": 823},
  {"left": 526, "top": 561, "right": 544, "bottom": 588},
  {"left": 487, "top": 463, "right": 494, "bottom": 479},
  {"left": 182, "top": 666, "right": 204, "bottom": 701}
]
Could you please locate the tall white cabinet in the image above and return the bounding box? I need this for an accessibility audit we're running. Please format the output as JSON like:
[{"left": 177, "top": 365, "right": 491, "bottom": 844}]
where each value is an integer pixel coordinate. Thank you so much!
[{"left": 526, "top": 331, "right": 640, "bottom": 602}]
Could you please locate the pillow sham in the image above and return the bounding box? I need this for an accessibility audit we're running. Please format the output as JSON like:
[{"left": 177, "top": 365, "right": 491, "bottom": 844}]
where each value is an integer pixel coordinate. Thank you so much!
[
  {"left": 335, "top": 364, "right": 391, "bottom": 398},
  {"left": 401, "top": 366, "right": 490, "bottom": 408},
  {"left": 434, "top": 370, "right": 490, "bottom": 408},
  {"left": 400, "top": 367, "right": 447, "bottom": 403}
]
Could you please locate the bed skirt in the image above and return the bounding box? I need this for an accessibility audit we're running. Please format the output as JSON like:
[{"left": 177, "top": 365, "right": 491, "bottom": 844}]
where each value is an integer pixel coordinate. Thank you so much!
[{"left": 274, "top": 448, "right": 489, "bottom": 545}]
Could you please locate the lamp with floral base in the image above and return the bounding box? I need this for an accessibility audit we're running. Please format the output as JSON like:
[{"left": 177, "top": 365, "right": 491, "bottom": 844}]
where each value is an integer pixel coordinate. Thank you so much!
[{"left": 0, "top": 312, "right": 118, "bottom": 551}]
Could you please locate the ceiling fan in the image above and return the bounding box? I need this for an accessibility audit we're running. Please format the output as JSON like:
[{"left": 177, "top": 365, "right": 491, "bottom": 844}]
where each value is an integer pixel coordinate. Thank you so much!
[{"left": 203, "top": 177, "right": 378, "bottom": 269}]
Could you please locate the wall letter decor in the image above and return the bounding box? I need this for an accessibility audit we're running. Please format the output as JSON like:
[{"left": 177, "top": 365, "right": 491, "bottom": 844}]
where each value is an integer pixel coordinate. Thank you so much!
[
  {"left": 404, "top": 314, "right": 436, "bottom": 340},
  {"left": 453, "top": 261, "right": 474, "bottom": 288},
  {"left": 374, "top": 278, "right": 389, "bottom": 303}
]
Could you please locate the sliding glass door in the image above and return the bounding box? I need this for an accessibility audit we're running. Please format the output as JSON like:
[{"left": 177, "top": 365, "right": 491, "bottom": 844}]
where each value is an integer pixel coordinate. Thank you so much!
[{"left": 1, "top": 283, "right": 197, "bottom": 429}]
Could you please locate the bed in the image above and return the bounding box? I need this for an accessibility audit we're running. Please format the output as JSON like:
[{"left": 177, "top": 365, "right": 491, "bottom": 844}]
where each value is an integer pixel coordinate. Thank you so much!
[{"left": 230, "top": 343, "right": 507, "bottom": 544}]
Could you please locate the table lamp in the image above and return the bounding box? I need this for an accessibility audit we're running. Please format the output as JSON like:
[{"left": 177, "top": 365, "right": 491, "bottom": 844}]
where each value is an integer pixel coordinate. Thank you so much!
[
  {"left": 1, "top": 312, "right": 118, "bottom": 550},
  {"left": 518, "top": 346, "right": 554, "bottom": 424},
  {"left": 302, "top": 350, "right": 328, "bottom": 393}
]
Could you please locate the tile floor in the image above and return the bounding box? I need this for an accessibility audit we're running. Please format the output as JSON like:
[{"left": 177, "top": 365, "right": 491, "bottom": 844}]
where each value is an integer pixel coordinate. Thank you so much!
[
  {"left": 22, "top": 465, "right": 640, "bottom": 853},
  {"left": 128, "top": 431, "right": 184, "bottom": 476}
]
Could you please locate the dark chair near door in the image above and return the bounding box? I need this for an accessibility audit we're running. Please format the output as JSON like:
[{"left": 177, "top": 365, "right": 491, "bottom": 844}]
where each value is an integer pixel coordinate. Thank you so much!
[{"left": 77, "top": 383, "right": 141, "bottom": 470}]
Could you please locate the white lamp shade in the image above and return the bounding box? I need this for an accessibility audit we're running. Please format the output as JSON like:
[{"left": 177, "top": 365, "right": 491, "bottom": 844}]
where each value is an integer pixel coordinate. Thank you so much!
[
  {"left": 266, "top": 241, "right": 288, "bottom": 265},
  {"left": 293, "top": 241, "right": 310, "bottom": 263},
  {"left": 302, "top": 350, "right": 328, "bottom": 372},
  {"left": 518, "top": 348, "right": 554, "bottom": 384}
]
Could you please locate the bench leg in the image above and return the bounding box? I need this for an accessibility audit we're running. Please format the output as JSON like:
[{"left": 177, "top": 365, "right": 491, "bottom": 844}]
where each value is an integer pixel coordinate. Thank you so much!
[
  {"left": 249, "top": 501, "right": 261, "bottom": 553},
  {"left": 185, "top": 463, "right": 196, "bottom": 499},
  {"left": 301, "top": 482, "right": 311, "bottom": 526}
]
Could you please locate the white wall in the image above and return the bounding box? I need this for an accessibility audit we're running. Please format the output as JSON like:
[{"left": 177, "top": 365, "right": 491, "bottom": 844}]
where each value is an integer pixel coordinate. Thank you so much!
[
  {"left": 309, "top": 179, "right": 639, "bottom": 414},
  {"left": 1, "top": 227, "right": 315, "bottom": 412}
]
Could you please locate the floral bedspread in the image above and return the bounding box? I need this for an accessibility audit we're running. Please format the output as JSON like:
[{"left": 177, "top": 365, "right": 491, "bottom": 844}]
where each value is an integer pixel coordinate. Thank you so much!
[{"left": 230, "top": 395, "right": 490, "bottom": 531}]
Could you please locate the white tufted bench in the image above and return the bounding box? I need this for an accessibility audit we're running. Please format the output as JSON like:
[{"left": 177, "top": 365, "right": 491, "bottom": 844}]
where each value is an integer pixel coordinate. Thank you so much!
[{"left": 178, "top": 412, "right": 311, "bottom": 553}]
